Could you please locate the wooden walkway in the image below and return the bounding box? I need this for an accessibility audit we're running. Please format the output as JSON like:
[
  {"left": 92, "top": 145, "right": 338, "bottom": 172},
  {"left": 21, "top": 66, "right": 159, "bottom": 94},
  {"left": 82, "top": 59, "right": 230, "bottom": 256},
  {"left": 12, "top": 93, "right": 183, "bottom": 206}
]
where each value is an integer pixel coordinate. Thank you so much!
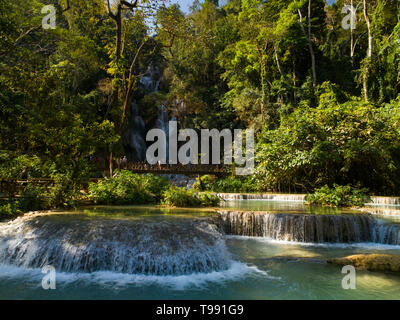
[
  {"left": 0, "top": 164, "right": 230, "bottom": 198},
  {"left": 125, "top": 163, "right": 230, "bottom": 176}
]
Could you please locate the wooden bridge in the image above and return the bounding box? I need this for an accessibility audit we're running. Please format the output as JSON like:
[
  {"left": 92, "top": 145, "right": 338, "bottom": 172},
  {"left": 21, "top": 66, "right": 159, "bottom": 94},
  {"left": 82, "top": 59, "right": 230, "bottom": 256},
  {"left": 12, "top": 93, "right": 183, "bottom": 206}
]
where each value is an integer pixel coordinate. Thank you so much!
[
  {"left": 0, "top": 178, "right": 54, "bottom": 199},
  {"left": 0, "top": 164, "right": 230, "bottom": 198},
  {"left": 125, "top": 163, "right": 231, "bottom": 176}
]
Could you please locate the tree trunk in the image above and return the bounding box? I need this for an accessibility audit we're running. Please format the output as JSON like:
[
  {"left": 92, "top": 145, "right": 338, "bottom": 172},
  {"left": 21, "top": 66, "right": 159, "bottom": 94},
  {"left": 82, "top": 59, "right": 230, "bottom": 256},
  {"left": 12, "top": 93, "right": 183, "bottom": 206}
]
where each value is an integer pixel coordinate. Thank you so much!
[
  {"left": 260, "top": 55, "right": 266, "bottom": 120},
  {"left": 292, "top": 58, "right": 297, "bottom": 103},
  {"left": 363, "top": 0, "right": 372, "bottom": 101},
  {"left": 350, "top": 0, "right": 355, "bottom": 65},
  {"left": 109, "top": 152, "right": 113, "bottom": 177},
  {"left": 298, "top": 1, "right": 317, "bottom": 88},
  {"left": 274, "top": 44, "right": 283, "bottom": 76}
]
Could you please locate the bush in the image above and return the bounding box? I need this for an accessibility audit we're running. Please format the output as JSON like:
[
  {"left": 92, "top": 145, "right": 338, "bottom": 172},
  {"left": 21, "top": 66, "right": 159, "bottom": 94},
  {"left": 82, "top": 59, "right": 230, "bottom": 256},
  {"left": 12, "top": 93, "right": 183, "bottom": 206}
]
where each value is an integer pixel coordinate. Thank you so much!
[
  {"left": 19, "top": 184, "right": 50, "bottom": 211},
  {"left": 0, "top": 184, "right": 53, "bottom": 219},
  {"left": 0, "top": 152, "right": 42, "bottom": 178},
  {"left": 305, "top": 184, "right": 371, "bottom": 207},
  {"left": 0, "top": 201, "right": 21, "bottom": 219},
  {"left": 193, "top": 175, "right": 256, "bottom": 193},
  {"left": 198, "top": 192, "right": 221, "bottom": 207},
  {"left": 46, "top": 172, "right": 83, "bottom": 208},
  {"left": 162, "top": 186, "right": 220, "bottom": 207},
  {"left": 88, "top": 171, "right": 168, "bottom": 205}
]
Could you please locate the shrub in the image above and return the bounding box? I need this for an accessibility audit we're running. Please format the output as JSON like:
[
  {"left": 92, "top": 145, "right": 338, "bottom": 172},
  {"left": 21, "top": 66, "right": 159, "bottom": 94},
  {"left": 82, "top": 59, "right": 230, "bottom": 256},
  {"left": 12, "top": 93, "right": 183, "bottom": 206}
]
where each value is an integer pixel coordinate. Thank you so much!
[
  {"left": 305, "top": 184, "right": 371, "bottom": 207},
  {"left": 0, "top": 201, "right": 21, "bottom": 219},
  {"left": 193, "top": 175, "right": 256, "bottom": 193},
  {"left": 214, "top": 176, "right": 256, "bottom": 193},
  {"left": 0, "top": 184, "right": 52, "bottom": 219},
  {"left": 193, "top": 175, "right": 218, "bottom": 191},
  {"left": 162, "top": 186, "right": 220, "bottom": 207},
  {"left": 19, "top": 184, "right": 50, "bottom": 211},
  {"left": 198, "top": 192, "right": 221, "bottom": 207},
  {"left": 47, "top": 172, "right": 81, "bottom": 208},
  {"left": 88, "top": 171, "right": 168, "bottom": 205},
  {"left": 0, "top": 152, "right": 42, "bottom": 178}
]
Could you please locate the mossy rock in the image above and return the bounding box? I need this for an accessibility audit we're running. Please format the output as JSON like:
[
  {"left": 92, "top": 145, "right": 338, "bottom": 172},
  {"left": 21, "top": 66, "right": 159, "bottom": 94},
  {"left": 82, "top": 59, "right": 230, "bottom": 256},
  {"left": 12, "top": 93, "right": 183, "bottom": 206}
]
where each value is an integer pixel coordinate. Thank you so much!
[{"left": 328, "top": 254, "right": 400, "bottom": 273}]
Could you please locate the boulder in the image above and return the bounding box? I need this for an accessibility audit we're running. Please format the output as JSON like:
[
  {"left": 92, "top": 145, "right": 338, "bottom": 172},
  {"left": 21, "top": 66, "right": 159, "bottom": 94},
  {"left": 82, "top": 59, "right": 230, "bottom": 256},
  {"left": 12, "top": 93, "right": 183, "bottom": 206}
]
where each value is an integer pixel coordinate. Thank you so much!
[{"left": 328, "top": 254, "right": 400, "bottom": 273}]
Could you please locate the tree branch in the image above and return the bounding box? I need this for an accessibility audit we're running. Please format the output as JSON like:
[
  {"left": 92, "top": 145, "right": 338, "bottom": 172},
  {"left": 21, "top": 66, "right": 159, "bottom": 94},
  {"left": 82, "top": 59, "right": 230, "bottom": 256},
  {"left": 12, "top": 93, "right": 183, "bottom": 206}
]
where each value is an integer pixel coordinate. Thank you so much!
[
  {"left": 107, "top": 0, "right": 117, "bottom": 20},
  {"left": 121, "top": 0, "right": 138, "bottom": 9},
  {"left": 62, "top": 0, "right": 71, "bottom": 13}
]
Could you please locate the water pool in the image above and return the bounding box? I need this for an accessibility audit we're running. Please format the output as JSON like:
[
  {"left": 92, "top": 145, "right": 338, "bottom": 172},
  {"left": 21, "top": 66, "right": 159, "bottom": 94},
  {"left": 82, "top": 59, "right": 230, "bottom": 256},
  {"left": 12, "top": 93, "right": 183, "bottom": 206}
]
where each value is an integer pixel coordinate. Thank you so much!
[{"left": 0, "top": 203, "right": 399, "bottom": 300}]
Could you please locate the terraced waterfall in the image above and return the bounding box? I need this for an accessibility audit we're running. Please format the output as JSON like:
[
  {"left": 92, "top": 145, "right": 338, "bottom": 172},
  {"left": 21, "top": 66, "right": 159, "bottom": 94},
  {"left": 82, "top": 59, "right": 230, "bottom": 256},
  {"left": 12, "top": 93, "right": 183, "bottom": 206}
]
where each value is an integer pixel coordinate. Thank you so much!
[
  {"left": 0, "top": 213, "right": 230, "bottom": 275},
  {"left": 219, "top": 211, "right": 400, "bottom": 244}
]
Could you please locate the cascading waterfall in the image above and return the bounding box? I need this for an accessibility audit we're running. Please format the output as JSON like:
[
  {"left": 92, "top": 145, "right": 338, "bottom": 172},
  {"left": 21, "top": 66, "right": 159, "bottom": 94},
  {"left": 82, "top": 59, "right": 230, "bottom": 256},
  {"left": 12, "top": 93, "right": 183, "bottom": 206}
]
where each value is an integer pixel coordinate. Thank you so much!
[
  {"left": 0, "top": 214, "right": 231, "bottom": 275},
  {"left": 368, "top": 196, "right": 400, "bottom": 206},
  {"left": 219, "top": 211, "right": 400, "bottom": 245},
  {"left": 215, "top": 193, "right": 306, "bottom": 201},
  {"left": 155, "top": 104, "right": 177, "bottom": 162},
  {"left": 124, "top": 63, "right": 179, "bottom": 162},
  {"left": 372, "top": 220, "right": 400, "bottom": 245},
  {"left": 125, "top": 101, "right": 146, "bottom": 161}
]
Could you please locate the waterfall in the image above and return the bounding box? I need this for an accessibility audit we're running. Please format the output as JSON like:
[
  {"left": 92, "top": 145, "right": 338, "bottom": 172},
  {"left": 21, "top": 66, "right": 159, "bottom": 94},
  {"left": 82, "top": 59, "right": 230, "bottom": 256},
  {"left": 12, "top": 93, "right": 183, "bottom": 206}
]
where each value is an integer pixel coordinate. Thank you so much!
[
  {"left": 219, "top": 211, "right": 400, "bottom": 245},
  {"left": 155, "top": 105, "right": 177, "bottom": 162},
  {"left": 125, "top": 101, "right": 146, "bottom": 161},
  {"left": 215, "top": 193, "right": 306, "bottom": 201},
  {"left": 124, "top": 63, "right": 179, "bottom": 162},
  {"left": 372, "top": 220, "right": 400, "bottom": 245},
  {"left": 369, "top": 196, "right": 400, "bottom": 205},
  {"left": 0, "top": 214, "right": 231, "bottom": 275},
  {"left": 124, "top": 64, "right": 163, "bottom": 161}
]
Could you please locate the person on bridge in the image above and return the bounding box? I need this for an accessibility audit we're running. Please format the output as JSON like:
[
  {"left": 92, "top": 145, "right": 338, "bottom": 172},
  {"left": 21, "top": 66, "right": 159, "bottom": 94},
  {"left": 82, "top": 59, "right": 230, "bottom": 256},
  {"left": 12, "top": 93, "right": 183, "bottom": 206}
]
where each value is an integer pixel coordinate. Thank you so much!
[
  {"left": 20, "top": 167, "right": 29, "bottom": 180},
  {"left": 197, "top": 174, "right": 205, "bottom": 192},
  {"left": 123, "top": 156, "right": 128, "bottom": 169}
]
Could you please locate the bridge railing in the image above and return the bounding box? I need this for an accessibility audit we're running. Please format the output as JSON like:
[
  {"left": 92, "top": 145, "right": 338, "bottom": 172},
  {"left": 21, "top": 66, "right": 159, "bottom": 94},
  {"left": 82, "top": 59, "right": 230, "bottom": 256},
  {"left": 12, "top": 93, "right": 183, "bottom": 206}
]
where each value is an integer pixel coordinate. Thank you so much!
[
  {"left": 125, "top": 162, "right": 231, "bottom": 175},
  {"left": 0, "top": 164, "right": 231, "bottom": 198}
]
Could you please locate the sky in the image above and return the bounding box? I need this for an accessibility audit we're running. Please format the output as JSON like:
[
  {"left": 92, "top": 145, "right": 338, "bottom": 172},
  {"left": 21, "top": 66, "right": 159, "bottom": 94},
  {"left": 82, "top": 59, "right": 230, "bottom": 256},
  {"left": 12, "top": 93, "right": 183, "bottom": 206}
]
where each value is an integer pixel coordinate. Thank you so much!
[{"left": 172, "top": 0, "right": 193, "bottom": 13}]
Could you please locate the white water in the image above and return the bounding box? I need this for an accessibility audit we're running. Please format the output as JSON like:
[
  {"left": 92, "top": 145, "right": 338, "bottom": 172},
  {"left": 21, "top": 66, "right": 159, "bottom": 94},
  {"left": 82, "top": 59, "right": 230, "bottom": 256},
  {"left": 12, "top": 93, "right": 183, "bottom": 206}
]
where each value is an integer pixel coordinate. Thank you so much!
[
  {"left": 220, "top": 211, "right": 400, "bottom": 245},
  {"left": 0, "top": 214, "right": 231, "bottom": 275},
  {"left": 1, "top": 206, "right": 400, "bottom": 300},
  {"left": 0, "top": 260, "right": 273, "bottom": 291},
  {"left": 216, "top": 193, "right": 306, "bottom": 201},
  {"left": 369, "top": 196, "right": 400, "bottom": 205}
]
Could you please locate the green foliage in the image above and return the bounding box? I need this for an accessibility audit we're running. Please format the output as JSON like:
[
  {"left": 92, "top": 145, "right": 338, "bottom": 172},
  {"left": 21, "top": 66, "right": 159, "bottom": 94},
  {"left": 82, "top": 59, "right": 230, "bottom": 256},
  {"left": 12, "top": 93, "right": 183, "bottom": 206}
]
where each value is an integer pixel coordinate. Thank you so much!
[
  {"left": 0, "top": 184, "right": 50, "bottom": 219},
  {"left": 162, "top": 186, "right": 220, "bottom": 207},
  {"left": 88, "top": 171, "right": 168, "bottom": 205},
  {"left": 253, "top": 87, "right": 400, "bottom": 194},
  {"left": 0, "top": 201, "right": 21, "bottom": 219},
  {"left": 46, "top": 172, "right": 81, "bottom": 208},
  {"left": 0, "top": 152, "right": 42, "bottom": 178},
  {"left": 306, "top": 184, "right": 371, "bottom": 207},
  {"left": 18, "top": 184, "right": 50, "bottom": 211},
  {"left": 2, "top": 0, "right": 400, "bottom": 199},
  {"left": 194, "top": 175, "right": 256, "bottom": 193}
]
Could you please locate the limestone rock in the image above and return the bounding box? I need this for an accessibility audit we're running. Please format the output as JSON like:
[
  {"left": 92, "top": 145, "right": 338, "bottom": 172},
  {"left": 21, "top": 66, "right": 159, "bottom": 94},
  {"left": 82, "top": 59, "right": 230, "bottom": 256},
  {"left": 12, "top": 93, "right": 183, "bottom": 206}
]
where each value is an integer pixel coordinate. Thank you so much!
[{"left": 328, "top": 254, "right": 400, "bottom": 273}]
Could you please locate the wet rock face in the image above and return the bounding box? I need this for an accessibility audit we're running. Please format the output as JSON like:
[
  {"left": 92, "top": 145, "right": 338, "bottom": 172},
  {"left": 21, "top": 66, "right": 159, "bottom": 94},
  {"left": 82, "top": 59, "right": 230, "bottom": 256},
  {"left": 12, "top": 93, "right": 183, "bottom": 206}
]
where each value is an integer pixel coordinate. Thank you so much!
[
  {"left": 218, "top": 211, "right": 400, "bottom": 244},
  {"left": 0, "top": 214, "right": 231, "bottom": 275},
  {"left": 328, "top": 254, "right": 400, "bottom": 273}
]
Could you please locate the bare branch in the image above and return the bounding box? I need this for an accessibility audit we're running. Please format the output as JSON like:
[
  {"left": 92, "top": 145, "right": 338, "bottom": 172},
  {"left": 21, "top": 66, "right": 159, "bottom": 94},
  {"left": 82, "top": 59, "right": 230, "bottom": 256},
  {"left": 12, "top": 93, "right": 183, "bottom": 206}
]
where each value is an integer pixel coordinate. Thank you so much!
[
  {"left": 106, "top": 0, "right": 117, "bottom": 20},
  {"left": 121, "top": 0, "right": 138, "bottom": 9}
]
